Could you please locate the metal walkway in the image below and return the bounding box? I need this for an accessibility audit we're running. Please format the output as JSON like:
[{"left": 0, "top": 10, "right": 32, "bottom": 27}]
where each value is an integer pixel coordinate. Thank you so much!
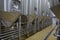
[
  {"left": 26, "top": 25, "right": 56, "bottom": 40},
  {"left": 47, "top": 27, "right": 57, "bottom": 40}
]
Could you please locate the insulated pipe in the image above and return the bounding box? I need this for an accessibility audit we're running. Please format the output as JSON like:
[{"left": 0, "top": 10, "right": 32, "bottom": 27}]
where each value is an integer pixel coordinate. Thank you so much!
[
  {"left": 23, "top": 0, "right": 28, "bottom": 15},
  {"left": 18, "top": 16, "right": 21, "bottom": 40},
  {"left": 8, "top": 0, "right": 12, "bottom": 12},
  {"left": 46, "top": 0, "right": 50, "bottom": 16},
  {"left": 27, "top": 0, "right": 35, "bottom": 36},
  {"left": 28, "top": 0, "right": 34, "bottom": 15},
  {"left": 26, "top": 0, "right": 30, "bottom": 36},
  {"left": 36, "top": 0, "right": 39, "bottom": 31},
  {"left": 43, "top": 0, "right": 47, "bottom": 16},
  {"left": 37, "top": 0, "right": 42, "bottom": 31}
]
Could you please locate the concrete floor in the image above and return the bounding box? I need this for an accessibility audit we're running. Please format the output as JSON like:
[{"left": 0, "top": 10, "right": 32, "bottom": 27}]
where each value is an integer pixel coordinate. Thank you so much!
[{"left": 26, "top": 25, "right": 56, "bottom": 40}]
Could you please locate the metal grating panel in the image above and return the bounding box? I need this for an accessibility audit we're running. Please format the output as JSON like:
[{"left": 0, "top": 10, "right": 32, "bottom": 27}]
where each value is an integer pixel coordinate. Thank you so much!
[{"left": 0, "top": 22, "right": 19, "bottom": 40}]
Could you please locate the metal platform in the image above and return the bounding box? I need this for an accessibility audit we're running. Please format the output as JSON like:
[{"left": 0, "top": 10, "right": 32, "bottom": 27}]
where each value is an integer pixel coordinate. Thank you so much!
[
  {"left": 26, "top": 25, "right": 56, "bottom": 40},
  {"left": 47, "top": 27, "right": 57, "bottom": 40}
]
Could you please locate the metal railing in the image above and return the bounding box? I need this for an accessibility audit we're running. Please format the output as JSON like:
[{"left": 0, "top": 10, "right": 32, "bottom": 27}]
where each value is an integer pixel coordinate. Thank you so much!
[
  {"left": 0, "top": 30, "right": 19, "bottom": 40},
  {"left": 0, "top": 19, "right": 19, "bottom": 40}
]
